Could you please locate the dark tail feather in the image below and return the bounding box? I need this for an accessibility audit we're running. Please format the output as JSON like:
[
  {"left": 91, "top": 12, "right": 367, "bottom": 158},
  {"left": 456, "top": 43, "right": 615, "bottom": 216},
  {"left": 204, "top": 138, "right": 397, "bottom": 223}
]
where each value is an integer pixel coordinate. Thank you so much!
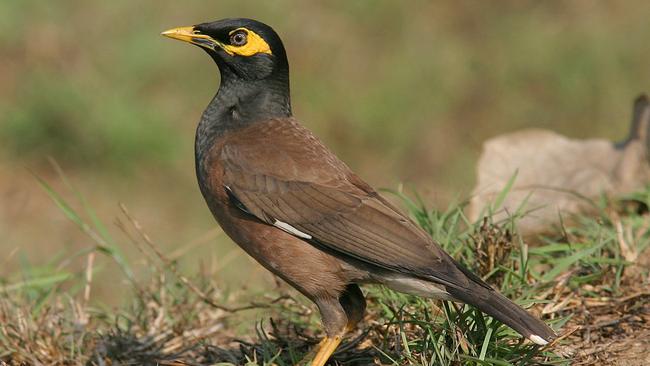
[{"left": 446, "top": 280, "right": 555, "bottom": 345}]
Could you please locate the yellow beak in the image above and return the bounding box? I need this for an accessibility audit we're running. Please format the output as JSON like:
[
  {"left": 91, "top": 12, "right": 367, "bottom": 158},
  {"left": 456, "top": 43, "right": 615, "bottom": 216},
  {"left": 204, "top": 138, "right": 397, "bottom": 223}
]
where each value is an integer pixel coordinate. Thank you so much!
[{"left": 161, "top": 26, "right": 223, "bottom": 51}]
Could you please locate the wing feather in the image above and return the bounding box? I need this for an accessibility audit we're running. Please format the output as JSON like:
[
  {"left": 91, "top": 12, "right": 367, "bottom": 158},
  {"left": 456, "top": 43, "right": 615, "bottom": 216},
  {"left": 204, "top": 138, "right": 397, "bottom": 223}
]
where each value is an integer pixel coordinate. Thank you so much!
[{"left": 219, "top": 119, "right": 472, "bottom": 289}]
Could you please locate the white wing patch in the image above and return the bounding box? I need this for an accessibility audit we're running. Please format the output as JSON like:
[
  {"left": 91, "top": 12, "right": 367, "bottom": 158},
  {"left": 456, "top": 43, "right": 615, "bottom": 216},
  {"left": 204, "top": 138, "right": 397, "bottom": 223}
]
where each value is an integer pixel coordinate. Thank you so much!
[
  {"left": 273, "top": 219, "right": 312, "bottom": 240},
  {"left": 379, "top": 274, "right": 453, "bottom": 300},
  {"left": 528, "top": 334, "right": 548, "bottom": 346}
]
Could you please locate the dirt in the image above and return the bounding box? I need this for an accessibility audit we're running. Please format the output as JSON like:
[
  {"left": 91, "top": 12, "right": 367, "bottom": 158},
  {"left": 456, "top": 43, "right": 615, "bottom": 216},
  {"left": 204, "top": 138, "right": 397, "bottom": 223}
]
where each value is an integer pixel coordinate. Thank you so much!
[{"left": 564, "top": 248, "right": 650, "bottom": 365}]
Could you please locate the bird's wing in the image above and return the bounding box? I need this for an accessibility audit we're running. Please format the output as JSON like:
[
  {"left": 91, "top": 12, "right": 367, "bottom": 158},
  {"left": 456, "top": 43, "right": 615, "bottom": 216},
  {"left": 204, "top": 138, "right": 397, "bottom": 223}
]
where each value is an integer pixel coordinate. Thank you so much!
[{"left": 219, "top": 119, "right": 476, "bottom": 289}]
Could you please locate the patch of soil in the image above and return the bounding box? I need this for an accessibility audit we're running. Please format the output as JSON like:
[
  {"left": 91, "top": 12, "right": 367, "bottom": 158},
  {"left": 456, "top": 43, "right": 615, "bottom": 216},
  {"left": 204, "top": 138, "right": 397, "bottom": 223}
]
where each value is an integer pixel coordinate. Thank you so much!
[{"left": 563, "top": 260, "right": 650, "bottom": 365}]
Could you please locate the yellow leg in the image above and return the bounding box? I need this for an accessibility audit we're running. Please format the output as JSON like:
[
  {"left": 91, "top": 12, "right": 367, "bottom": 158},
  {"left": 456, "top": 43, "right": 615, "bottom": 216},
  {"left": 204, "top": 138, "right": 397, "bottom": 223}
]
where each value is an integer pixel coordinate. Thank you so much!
[{"left": 310, "top": 334, "right": 343, "bottom": 366}]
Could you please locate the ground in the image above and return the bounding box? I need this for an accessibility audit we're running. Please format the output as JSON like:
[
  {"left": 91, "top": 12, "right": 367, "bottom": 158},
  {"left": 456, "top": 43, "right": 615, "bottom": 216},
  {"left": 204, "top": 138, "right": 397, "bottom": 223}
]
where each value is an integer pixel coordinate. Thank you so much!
[{"left": 1, "top": 184, "right": 649, "bottom": 365}]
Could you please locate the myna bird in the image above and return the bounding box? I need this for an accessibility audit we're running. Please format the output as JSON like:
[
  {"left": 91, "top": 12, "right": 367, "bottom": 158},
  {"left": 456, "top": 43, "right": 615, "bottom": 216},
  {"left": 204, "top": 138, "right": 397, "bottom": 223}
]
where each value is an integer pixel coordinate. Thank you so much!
[{"left": 162, "top": 18, "right": 555, "bottom": 365}]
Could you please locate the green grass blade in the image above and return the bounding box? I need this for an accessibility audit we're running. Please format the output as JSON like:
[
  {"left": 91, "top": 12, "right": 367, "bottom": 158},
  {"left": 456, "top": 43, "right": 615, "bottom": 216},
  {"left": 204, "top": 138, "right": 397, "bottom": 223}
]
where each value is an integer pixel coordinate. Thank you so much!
[
  {"left": 541, "top": 241, "right": 607, "bottom": 282},
  {"left": 1, "top": 272, "right": 72, "bottom": 292},
  {"left": 491, "top": 170, "right": 518, "bottom": 214},
  {"left": 32, "top": 172, "right": 135, "bottom": 281},
  {"left": 478, "top": 324, "right": 493, "bottom": 361}
]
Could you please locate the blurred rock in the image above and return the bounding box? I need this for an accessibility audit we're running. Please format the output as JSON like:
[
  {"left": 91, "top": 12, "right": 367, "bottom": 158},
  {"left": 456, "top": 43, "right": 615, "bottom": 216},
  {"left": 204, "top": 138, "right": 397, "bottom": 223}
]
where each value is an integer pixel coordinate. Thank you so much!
[{"left": 469, "top": 94, "right": 650, "bottom": 237}]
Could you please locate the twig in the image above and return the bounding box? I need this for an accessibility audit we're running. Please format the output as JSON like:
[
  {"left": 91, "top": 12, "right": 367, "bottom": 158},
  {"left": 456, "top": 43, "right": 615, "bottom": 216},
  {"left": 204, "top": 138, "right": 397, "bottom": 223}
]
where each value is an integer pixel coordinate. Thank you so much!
[
  {"left": 615, "top": 219, "right": 638, "bottom": 262},
  {"left": 118, "top": 203, "right": 274, "bottom": 313},
  {"left": 83, "top": 252, "right": 95, "bottom": 305},
  {"left": 539, "top": 325, "right": 581, "bottom": 350},
  {"left": 587, "top": 314, "right": 633, "bottom": 331},
  {"left": 78, "top": 252, "right": 96, "bottom": 326}
]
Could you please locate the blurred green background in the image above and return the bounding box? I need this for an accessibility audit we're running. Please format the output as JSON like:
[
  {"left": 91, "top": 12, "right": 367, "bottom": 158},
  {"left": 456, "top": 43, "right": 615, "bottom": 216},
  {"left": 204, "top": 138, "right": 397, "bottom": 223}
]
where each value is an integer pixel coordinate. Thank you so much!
[{"left": 1, "top": 1, "right": 649, "bottom": 303}]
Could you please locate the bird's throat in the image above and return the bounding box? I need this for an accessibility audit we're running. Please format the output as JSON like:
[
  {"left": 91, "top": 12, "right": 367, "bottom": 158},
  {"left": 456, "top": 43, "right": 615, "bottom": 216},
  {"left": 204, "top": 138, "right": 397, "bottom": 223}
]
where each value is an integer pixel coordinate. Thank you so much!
[{"left": 194, "top": 73, "right": 291, "bottom": 189}]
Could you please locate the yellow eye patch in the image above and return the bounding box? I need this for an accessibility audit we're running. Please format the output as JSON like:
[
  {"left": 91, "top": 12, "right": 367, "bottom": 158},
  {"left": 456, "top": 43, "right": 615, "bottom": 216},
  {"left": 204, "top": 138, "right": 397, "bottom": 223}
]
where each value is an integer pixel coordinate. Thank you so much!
[{"left": 223, "top": 28, "right": 272, "bottom": 57}]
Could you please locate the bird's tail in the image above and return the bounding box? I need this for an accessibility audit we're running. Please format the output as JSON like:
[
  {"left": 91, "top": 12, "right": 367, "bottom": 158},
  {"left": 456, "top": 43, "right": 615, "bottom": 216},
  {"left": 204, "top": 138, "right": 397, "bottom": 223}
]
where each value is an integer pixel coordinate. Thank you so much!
[{"left": 446, "top": 276, "right": 555, "bottom": 345}]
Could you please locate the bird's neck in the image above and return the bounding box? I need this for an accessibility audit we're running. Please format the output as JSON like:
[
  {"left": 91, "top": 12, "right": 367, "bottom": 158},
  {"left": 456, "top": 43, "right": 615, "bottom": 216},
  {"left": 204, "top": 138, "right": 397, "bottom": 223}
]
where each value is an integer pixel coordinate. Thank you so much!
[{"left": 195, "top": 69, "right": 291, "bottom": 180}]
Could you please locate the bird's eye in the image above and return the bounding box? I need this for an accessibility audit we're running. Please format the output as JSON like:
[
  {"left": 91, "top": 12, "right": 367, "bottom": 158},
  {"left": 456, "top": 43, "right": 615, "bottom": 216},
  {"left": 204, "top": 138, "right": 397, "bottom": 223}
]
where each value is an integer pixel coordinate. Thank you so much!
[{"left": 230, "top": 31, "right": 248, "bottom": 46}]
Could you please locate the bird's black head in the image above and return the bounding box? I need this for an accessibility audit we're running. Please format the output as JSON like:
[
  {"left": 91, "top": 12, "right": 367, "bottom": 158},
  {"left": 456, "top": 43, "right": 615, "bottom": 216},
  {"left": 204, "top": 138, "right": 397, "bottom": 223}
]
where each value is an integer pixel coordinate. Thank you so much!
[
  {"left": 163, "top": 18, "right": 292, "bottom": 135},
  {"left": 162, "top": 18, "right": 288, "bottom": 82}
]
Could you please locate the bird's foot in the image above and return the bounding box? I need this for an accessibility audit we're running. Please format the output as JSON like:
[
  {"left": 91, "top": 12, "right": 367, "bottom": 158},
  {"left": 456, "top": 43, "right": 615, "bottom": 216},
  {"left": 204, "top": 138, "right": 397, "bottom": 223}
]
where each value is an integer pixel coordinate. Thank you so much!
[{"left": 298, "top": 334, "right": 343, "bottom": 366}]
